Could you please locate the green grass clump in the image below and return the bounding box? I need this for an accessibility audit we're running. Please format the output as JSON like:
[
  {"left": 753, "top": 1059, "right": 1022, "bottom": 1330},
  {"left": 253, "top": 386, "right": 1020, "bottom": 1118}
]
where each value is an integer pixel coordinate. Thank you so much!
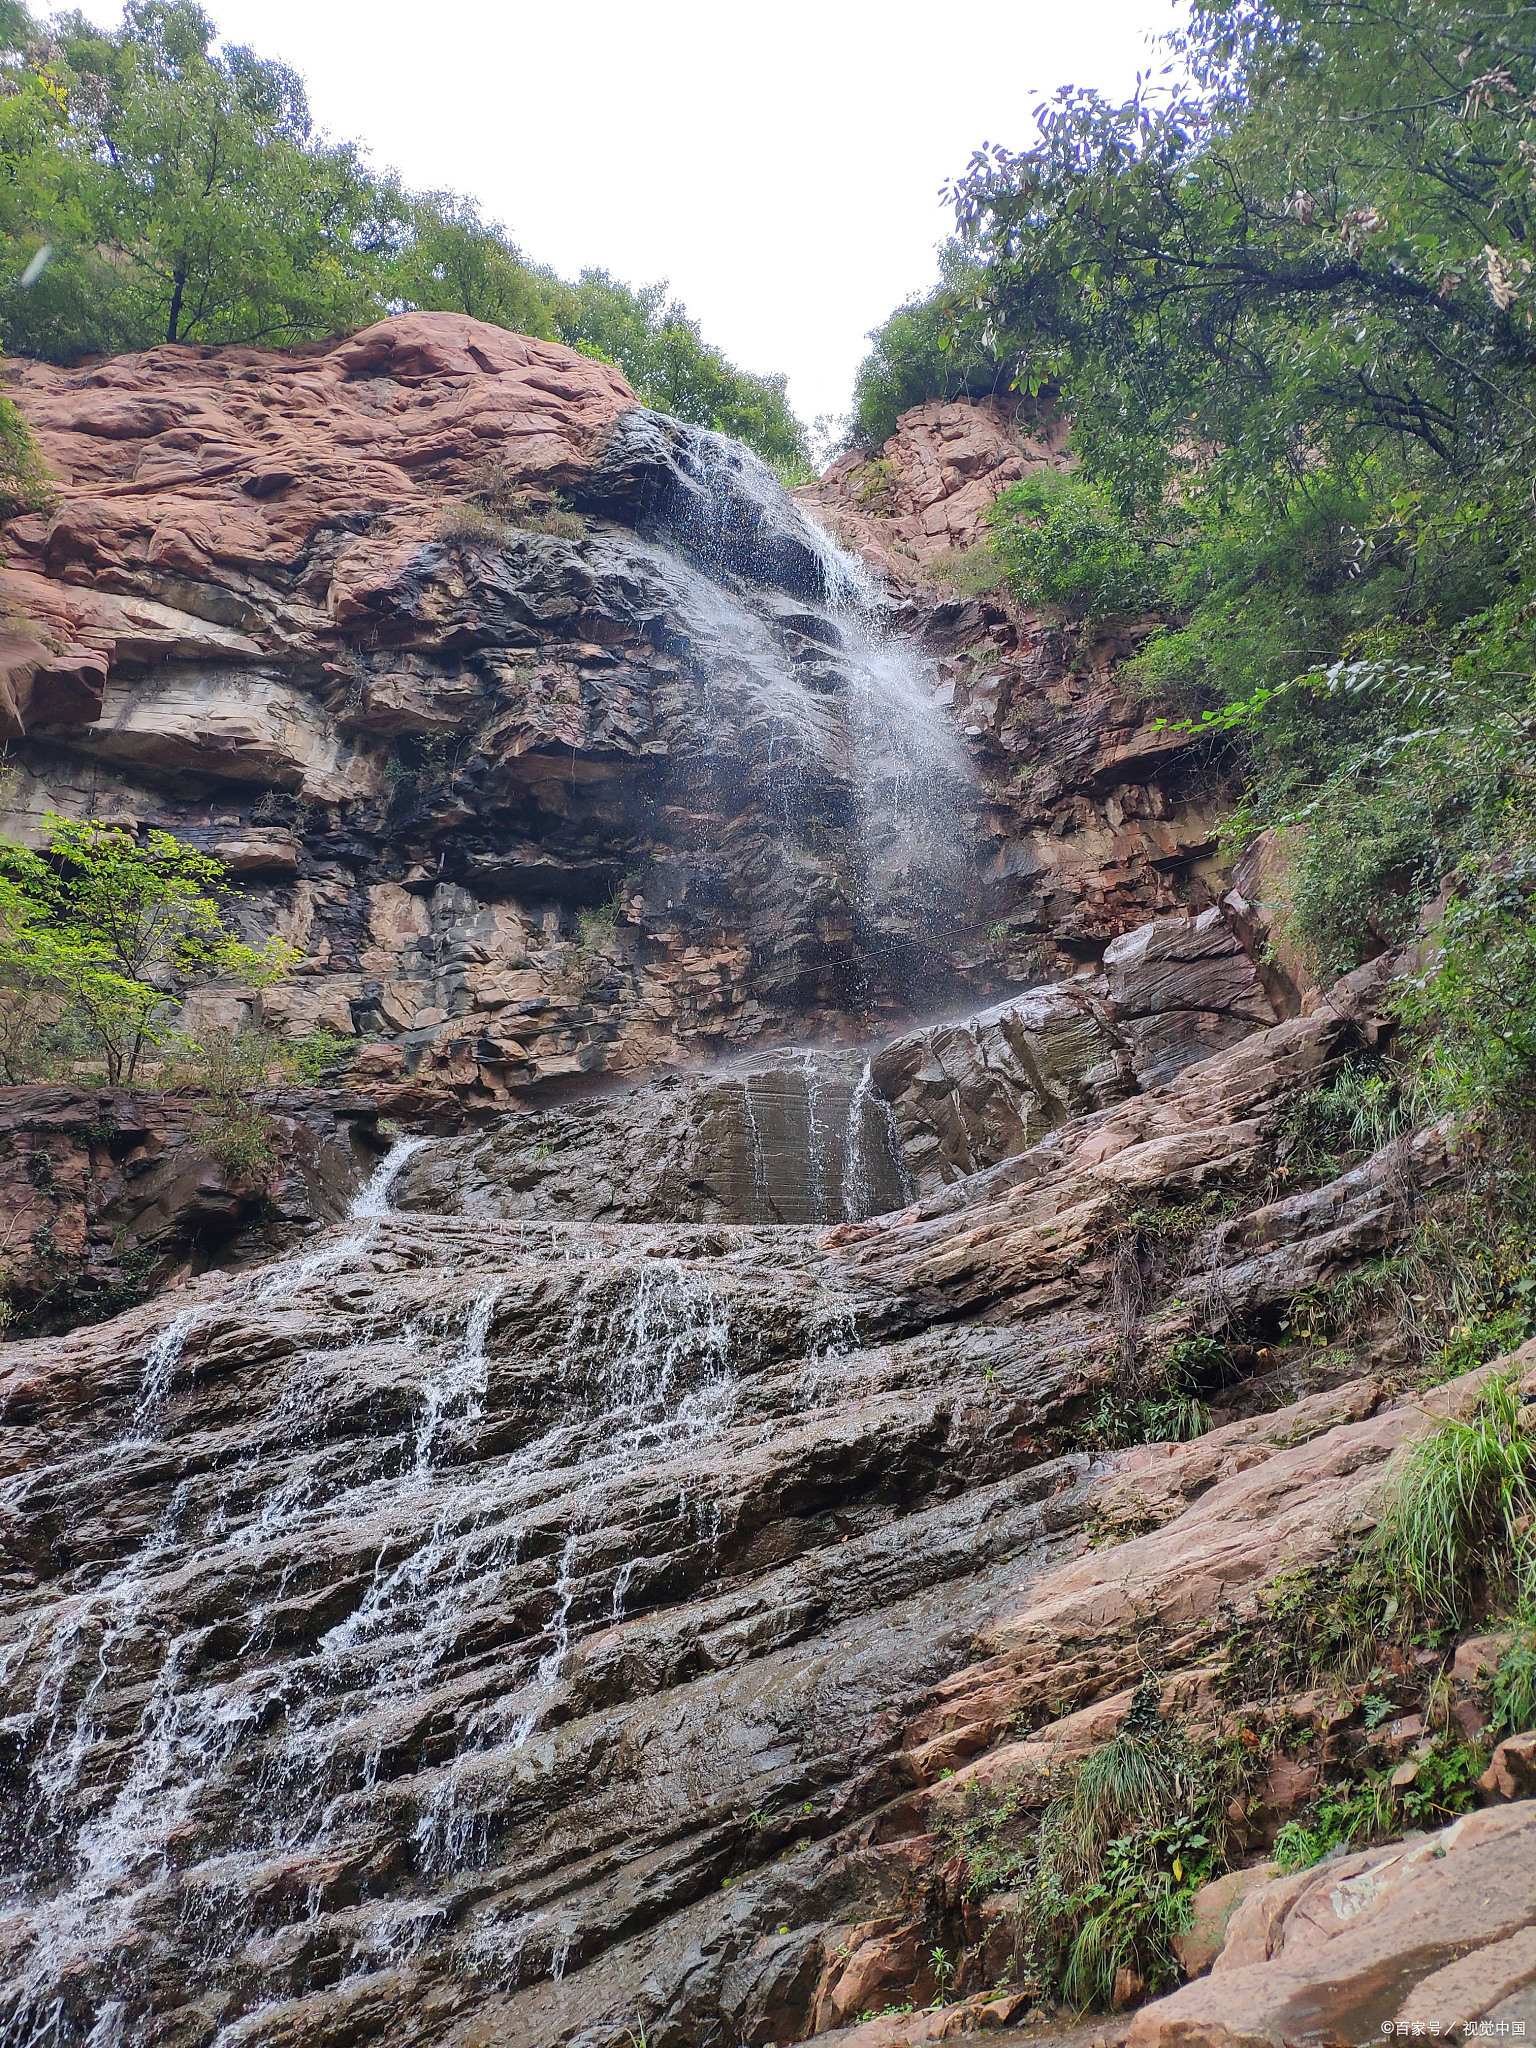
[
  {"left": 1023, "top": 1678, "right": 1232, "bottom": 2012},
  {"left": 1374, "top": 1375, "right": 1536, "bottom": 1628},
  {"left": 1488, "top": 1607, "right": 1536, "bottom": 1738}
]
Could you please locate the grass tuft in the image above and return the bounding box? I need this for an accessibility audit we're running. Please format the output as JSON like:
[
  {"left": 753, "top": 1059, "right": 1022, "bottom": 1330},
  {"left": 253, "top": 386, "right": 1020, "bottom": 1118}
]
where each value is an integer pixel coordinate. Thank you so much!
[{"left": 1374, "top": 1374, "right": 1536, "bottom": 1626}]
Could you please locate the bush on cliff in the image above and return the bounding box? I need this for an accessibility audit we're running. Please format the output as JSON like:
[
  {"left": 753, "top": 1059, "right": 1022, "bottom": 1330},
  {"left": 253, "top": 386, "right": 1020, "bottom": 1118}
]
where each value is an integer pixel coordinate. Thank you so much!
[{"left": 0, "top": 814, "right": 292, "bottom": 1084}]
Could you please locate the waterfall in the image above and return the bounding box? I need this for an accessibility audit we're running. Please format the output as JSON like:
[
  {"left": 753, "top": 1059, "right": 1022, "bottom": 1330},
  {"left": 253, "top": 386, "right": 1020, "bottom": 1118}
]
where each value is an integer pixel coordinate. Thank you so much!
[
  {"left": 841, "top": 1058, "right": 913, "bottom": 1220},
  {"left": 350, "top": 1133, "right": 432, "bottom": 1217},
  {"left": 0, "top": 408, "right": 984, "bottom": 2048},
  {"left": 649, "top": 419, "right": 976, "bottom": 969}
]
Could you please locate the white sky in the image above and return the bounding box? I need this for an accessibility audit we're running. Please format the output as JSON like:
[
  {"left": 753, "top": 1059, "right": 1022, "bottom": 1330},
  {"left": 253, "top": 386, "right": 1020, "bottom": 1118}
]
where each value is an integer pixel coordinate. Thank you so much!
[{"left": 74, "top": 0, "right": 1176, "bottom": 428}]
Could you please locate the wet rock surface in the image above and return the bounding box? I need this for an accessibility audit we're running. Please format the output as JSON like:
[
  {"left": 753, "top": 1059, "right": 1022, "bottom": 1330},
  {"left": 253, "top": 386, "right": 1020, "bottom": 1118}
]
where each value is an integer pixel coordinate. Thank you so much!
[
  {"left": 0, "top": 972, "right": 1475, "bottom": 2047},
  {"left": 1, "top": 319, "right": 1226, "bottom": 1104}
]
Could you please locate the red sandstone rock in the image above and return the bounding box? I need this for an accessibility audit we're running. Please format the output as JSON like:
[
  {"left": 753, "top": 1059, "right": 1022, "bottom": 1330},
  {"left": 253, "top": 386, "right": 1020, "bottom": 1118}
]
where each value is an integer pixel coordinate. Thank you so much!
[
  {"left": 801, "top": 395, "right": 1070, "bottom": 579},
  {"left": 1479, "top": 1729, "right": 1536, "bottom": 1800},
  {"left": 1127, "top": 1804, "right": 1536, "bottom": 2048},
  {"left": 3, "top": 314, "right": 636, "bottom": 610}
]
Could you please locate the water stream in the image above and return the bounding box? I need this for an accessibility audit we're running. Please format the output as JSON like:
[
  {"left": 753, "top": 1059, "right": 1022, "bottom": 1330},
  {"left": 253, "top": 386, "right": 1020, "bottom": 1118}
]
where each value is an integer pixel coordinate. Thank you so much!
[{"left": 0, "top": 415, "right": 976, "bottom": 2048}]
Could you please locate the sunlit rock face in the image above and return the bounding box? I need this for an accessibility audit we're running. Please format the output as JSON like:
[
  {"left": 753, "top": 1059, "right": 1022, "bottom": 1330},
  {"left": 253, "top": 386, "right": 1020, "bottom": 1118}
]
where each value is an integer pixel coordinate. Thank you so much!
[{"left": 0, "top": 316, "right": 1228, "bottom": 1105}]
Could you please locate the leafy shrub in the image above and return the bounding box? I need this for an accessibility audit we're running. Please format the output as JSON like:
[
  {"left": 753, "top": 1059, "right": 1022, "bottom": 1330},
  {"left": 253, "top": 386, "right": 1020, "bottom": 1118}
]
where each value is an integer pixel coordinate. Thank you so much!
[
  {"left": 848, "top": 250, "right": 1008, "bottom": 450},
  {"left": 281, "top": 1028, "right": 355, "bottom": 1084},
  {"left": 1273, "top": 1737, "right": 1486, "bottom": 1871},
  {"left": 183, "top": 1027, "right": 282, "bottom": 1182},
  {"left": 988, "top": 475, "right": 1165, "bottom": 626},
  {"left": 1397, "top": 861, "right": 1536, "bottom": 1135},
  {"left": 0, "top": 394, "right": 56, "bottom": 520}
]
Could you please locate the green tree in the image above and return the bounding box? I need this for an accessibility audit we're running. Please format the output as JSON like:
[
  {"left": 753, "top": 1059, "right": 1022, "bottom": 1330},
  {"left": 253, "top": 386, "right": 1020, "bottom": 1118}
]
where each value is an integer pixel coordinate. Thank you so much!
[
  {"left": 0, "top": 6, "right": 810, "bottom": 465},
  {"left": 549, "top": 268, "right": 811, "bottom": 477},
  {"left": 849, "top": 246, "right": 1008, "bottom": 449},
  {"left": 387, "top": 191, "right": 556, "bottom": 337},
  {"left": 0, "top": 814, "right": 292, "bottom": 1083},
  {"left": 0, "top": 1, "right": 398, "bottom": 355}
]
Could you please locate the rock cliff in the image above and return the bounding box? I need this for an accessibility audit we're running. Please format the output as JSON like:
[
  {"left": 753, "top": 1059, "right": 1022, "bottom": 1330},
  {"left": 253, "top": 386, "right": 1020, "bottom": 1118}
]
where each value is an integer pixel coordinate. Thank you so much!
[
  {"left": 0, "top": 317, "right": 1522, "bottom": 2048},
  {"left": 1, "top": 950, "right": 1511, "bottom": 2048},
  {"left": 0, "top": 317, "right": 1228, "bottom": 1108}
]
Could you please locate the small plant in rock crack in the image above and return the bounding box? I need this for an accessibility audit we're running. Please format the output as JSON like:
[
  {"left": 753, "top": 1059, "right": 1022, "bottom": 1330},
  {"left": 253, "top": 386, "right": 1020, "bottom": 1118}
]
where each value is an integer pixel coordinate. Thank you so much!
[
  {"left": 928, "top": 1944, "right": 956, "bottom": 2007},
  {"left": 1272, "top": 1734, "right": 1488, "bottom": 1872},
  {"left": 1022, "top": 1676, "right": 1233, "bottom": 2013},
  {"left": 1219, "top": 1554, "right": 1408, "bottom": 1700},
  {"left": 1372, "top": 1371, "right": 1536, "bottom": 1628}
]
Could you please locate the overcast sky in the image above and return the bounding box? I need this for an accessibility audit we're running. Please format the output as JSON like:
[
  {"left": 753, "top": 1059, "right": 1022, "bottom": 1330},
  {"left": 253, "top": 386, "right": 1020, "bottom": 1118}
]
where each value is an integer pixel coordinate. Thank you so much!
[{"left": 76, "top": 0, "right": 1176, "bottom": 428}]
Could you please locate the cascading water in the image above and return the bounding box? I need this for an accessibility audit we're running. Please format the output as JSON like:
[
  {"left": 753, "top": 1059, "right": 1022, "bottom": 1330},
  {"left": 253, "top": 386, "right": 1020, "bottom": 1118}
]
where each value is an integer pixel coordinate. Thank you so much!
[
  {"left": 646, "top": 419, "right": 977, "bottom": 979},
  {"left": 0, "top": 410, "right": 989, "bottom": 2048}
]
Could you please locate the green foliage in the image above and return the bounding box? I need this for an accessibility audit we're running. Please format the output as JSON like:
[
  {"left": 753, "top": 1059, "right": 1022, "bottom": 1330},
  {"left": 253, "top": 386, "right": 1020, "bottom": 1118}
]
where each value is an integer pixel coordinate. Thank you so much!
[
  {"left": 1024, "top": 1679, "right": 1228, "bottom": 2012},
  {"left": 387, "top": 190, "right": 556, "bottom": 337},
  {"left": 281, "top": 1028, "right": 354, "bottom": 1084},
  {"left": 0, "top": 5, "right": 808, "bottom": 470},
  {"left": 184, "top": 1025, "right": 278, "bottom": 1178},
  {"left": 547, "top": 269, "right": 810, "bottom": 477},
  {"left": 0, "top": 813, "right": 291, "bottom": 1084},
  {"left": 1373, "top": 1374, "right": 1536, "bottom": 1627},
  {"left": 1488, "top": 1606, "right": 1536, "bottom": 1739},
  {"left": 1277, "top": 1059, "right": 1426, "bottom": 1182},
  {"left": 1, "top": 2, "right": 396, "bottom": 355},
  {"left": 854, "top": 0, "right": 1536, "bottom": 1120},
  {"left": 849, "top": 245, "right": 1008, "bottom": 449},
  {"left": 1083, "top": 1384, "right": 1211, "bottom": 1450},
  {"left": 0, "top": 391, "right": 55, "bottom": 518},
  {"left": 1273, "top": 1737, "right": 1486, "bottom": 1871},
  {"left": 1396, "top": 860, "right": 1536, "bottom": 1132},
  {"left": 1221, "top": 1556, "right": 1404, "bottom": 1700},
  {"left": 943, "top": 0, "right": 1536, "bottom": 503},
  {"left": 988, "top": 473, "right": 1166, "bottom": 627}
]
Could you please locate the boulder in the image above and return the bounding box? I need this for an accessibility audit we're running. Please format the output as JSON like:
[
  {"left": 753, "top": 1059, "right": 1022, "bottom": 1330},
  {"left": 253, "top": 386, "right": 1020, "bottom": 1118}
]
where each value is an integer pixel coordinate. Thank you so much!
[
  {"left": 1173, "top": 1864, "right": 1281, "bottom": 1979},
  {"left": 1127, "top": 1805, "right": 1536, "bottom": 2048}
]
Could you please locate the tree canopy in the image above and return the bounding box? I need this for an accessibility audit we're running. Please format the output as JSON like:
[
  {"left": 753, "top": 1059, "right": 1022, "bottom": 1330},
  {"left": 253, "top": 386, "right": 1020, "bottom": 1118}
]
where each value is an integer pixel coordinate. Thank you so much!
[
  {"left": 0, "top": 815, "right": 291, "bottom": 1083},
  {"left": 851, "top": 0, "right": 1536, "bottom": 1126},
  {"left": 0, "top": 1, "right": 809, "bottom": 472}
]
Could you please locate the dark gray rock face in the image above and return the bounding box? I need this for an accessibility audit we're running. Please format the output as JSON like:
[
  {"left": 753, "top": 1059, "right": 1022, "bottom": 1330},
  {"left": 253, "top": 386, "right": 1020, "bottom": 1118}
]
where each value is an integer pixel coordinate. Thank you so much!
[
  {"left": 868, "top": 910, "right": 1277, "bottom": 1198},
  {"left": 2, "top": 324, "right": 1231, "bottom": 1110},
  {"left": 399, "top": 915, "right": 1279, "bottom": 1226},
  {"left": 0, "top": 972, "right": 1435, "bottom": 2048},
  {"left": 401, "top": 1047, "right": 909, "bottom": 1226},
  {"left": 1103, "top": 904, "right": 1278, "bottom": 1087}
]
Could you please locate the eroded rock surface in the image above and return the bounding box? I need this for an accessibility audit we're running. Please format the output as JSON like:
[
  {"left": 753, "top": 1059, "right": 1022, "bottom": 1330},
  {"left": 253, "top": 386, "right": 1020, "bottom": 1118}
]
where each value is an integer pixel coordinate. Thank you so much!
[
  {"left": 0, "top": 1082, "right": 408, "bottom": 1332},
  {"left": 1, "top": 320, "right": 1227, "bottom": 1105},
  {"left": 0, "top": 973, "right": 1472, "bottom": 2047},
  {"left": 1129, "top": 1806, "right": 1536, "bottom": 2047}
]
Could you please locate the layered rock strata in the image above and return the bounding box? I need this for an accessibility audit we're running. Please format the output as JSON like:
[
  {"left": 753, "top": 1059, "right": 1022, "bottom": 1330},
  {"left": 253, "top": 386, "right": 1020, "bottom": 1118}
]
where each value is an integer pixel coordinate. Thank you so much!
[
  {"left": 0, "top": 317, "right": 1226, "bottom": 1105},
  {"left": 0, "top": 964, "right": 1472, "bottom": 2048}
]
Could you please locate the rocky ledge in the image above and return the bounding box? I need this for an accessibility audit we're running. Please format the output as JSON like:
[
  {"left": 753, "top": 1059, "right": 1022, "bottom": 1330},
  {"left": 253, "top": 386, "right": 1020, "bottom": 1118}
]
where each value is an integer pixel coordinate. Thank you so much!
[{"left": 4, "top": 957, "right": 1527, "bottom": 2047}]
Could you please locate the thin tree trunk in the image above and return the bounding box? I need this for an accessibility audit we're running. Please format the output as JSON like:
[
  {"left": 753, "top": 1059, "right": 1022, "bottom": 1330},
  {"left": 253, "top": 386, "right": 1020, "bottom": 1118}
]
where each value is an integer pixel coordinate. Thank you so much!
[{"left": 167, "top": 268, "right": 186, "bottom": 345}]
